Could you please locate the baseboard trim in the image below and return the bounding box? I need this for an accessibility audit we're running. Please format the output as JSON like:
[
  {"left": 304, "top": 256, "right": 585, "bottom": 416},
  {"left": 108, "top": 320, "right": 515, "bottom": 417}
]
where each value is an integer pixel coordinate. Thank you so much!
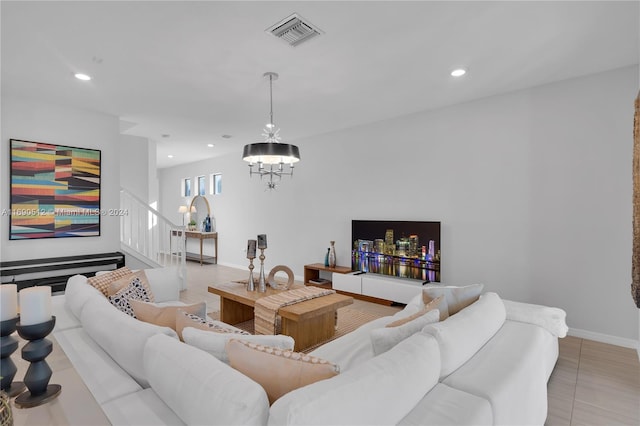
[{"left": 569, "top": 327, "right": 640, "bottom": 360}]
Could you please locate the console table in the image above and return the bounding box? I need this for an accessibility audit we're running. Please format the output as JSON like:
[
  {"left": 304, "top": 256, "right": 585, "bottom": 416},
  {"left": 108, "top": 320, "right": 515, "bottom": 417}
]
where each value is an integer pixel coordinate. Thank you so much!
[
  {"left": 185, "top": 231, "right": 217, "bottom": 265},
  {"left": 303, "top": 263, "right": 352, "bottom": 288},
  {"left": 171, "top": 230, "right": 218, "bottom": 265}
]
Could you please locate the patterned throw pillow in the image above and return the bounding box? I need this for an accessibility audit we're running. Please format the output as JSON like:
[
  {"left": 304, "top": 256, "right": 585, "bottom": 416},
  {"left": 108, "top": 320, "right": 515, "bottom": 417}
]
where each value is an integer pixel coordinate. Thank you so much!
[
  {"left": 226, "top": 339, "right": 339, "bottom": 404},
  {"left": 176, "top": 311, "right": 250, "bottom": 340},
  {"left": 108, "top": 276, "right": 154, "bottom": 317},
  {"left": 86, "top": 266, "right": 132, "bottom": 297}
]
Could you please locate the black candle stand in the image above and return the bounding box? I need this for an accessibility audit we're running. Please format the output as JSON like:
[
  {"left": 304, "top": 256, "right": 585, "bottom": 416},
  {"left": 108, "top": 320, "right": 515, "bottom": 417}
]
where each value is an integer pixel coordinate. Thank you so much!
[
  {"left": 14, "top": 317, "right": 61, "bottom": 409},
  {"left": 0, "top": 316, "right": 26, "bottom": 397}
]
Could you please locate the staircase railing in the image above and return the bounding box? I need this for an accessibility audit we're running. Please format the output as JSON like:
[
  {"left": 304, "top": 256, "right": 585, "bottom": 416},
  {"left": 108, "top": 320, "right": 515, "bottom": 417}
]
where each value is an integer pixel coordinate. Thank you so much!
[{"left": 119, "top": 188, "right": 186, "bottom": 290}]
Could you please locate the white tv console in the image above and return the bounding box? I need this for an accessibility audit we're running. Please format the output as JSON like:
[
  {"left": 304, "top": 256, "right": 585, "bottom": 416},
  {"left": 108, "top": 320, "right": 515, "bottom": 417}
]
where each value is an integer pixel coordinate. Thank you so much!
[{"left": 332, "top": 272, "right": 425, "bottom": 304}]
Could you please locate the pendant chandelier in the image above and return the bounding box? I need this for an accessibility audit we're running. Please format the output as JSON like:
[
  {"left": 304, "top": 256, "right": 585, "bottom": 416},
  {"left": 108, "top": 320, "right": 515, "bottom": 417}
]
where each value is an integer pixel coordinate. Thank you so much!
[{"left": 242, "top": 72, "right": 300, "bottom": 190}]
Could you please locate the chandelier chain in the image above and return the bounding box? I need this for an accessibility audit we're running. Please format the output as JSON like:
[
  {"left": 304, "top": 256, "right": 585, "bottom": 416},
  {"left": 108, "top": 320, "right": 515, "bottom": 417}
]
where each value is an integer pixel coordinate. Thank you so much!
[{"left": 269, "top": 73, "right": 274, "bottom": 127}]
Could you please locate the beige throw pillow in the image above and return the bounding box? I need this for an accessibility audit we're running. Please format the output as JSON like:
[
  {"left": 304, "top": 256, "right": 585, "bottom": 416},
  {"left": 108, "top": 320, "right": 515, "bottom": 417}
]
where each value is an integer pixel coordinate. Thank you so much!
[
  {"left": 130, "top": 300, "right": 206, "bottom": 332},
  {"left": 86, "top": 266, "right": 132, "bottom": 297},
  {"left": 226, "top": 339, "right": 339, "bottom": 405},
  {"left": 422, "top": 284, "right": 483, "bottom": 319},
  {"left": 107, "top": 270, "right": 154, "bottom": 299},
  {"left": 386, "top": 295, "right": 444, "bottom": 328}
]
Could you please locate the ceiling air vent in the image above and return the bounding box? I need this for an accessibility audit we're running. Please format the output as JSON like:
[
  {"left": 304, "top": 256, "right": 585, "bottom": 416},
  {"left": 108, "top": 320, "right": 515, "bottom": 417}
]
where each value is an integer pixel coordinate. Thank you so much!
[{"left": 266, "top": 13, "right": 323, "bottom": 47}]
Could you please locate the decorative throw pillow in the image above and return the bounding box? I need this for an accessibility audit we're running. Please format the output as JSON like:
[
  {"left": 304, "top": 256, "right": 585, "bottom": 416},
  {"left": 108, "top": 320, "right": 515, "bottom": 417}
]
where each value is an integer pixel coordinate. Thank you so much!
[
  {"left": 108, "top": 275, "right": 154, "bottom": 317},
  {"left": 226, "top": 339, "right": 339, "bottom": 405},
  {"left": 183, "top": 327, "right": 294, "bottom": 365},
  {"left": 129, "top": 300, "right": 206, "bottom": 332},
  {"left": 86, "top": 266, "right": 132, "bottom": 297},
  {"left": 385, "top": 295, "right": 444, "bottom": 327},
  {"left": 422, "top": 284, "right": 484, "bottom": 319},
  {"left": 107, "top": 270, "right": 154, "bottom": 299},
  {"left": 370, "top": 309, "right": 439, "bottom": 356},
  {"left": 175, "top": 310, "right": 250, "bottom": 341}
]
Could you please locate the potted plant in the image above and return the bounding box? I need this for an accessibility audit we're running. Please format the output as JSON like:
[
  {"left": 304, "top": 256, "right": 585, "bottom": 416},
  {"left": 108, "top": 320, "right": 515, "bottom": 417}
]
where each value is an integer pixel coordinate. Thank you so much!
[{"left": 188, "top": 219, "right": 197, "bottom": 231}]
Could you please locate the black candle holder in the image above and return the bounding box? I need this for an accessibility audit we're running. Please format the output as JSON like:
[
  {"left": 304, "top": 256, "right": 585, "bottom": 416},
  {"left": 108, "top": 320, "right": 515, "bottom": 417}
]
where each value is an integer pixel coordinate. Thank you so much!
[
  {"left": 0, "top": 316, "right": 26, "bottom": 397},
  {"left": 14, "top": 317, "right": 61, "bottom": 409}
]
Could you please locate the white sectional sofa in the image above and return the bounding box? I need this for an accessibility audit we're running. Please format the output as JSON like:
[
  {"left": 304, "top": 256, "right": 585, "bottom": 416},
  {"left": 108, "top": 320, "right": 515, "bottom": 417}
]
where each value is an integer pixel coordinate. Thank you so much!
[{"left": 52, "top": 268, "right": 567, "bottom": 425}]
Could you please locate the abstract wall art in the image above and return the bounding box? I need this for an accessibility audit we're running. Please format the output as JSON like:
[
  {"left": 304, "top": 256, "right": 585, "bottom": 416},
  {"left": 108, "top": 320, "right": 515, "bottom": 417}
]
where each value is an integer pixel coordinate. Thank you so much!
[{"left": 9, "top": 139, "right": 101, "bottom": 240}]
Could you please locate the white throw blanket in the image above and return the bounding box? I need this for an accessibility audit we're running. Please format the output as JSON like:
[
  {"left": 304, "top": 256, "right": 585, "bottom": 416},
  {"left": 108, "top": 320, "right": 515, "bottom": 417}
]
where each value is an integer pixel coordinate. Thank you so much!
[{"left": 503, "top": 299, "right": 568, "bottom": 338}]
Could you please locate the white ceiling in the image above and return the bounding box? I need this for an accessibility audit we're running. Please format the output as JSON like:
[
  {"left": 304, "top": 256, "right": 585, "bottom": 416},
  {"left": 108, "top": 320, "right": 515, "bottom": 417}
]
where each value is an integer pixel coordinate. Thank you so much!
[{"left": 2, "top": 1, "right": 638, "bottom": 169}]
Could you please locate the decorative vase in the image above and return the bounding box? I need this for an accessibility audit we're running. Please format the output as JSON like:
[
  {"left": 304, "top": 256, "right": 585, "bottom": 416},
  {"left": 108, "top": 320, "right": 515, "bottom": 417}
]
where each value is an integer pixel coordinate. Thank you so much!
[
  {"left": 324, "top": 248, "right": 330, "bottom": 267},
  {"left": 328, "top": 241, "right": 336, "bottom": 268}
]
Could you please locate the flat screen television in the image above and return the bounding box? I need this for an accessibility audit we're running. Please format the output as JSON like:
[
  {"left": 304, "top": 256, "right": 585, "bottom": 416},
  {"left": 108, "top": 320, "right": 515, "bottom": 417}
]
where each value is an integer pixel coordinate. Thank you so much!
[{"left": 352, "top": 220, "right": 440, "bottom": 282}]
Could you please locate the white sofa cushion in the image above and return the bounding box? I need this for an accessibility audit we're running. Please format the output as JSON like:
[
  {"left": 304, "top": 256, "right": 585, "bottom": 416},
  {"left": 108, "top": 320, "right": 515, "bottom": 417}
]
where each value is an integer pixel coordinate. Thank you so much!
[
  {"left": 308, "top": 316, "right": 396, "bottom": 372},
  {"left": 268, "top": 332, "right": 441, "bottom": 426},
  {"left": 81, "top": 298, "right": 178, "bottom": 387},
  {"left": 144, "top": 334, "right": 269, "bottom": 426},
  {"left": 442, "top": 320, "right": 557, "bottom": 426},
  {"left": 422, "top": 292, "right": 506, "bottom": 379},
  {"left": 52, "top": 295, "right": 81, "bottom": 332},
  {"left": 144, "top": 266, "right": 181, "bottom": 302},
  {"left": 370, "top": 308, "right": 439, "bottom": 356},
  {"left": 101, "top": 388, "right": 185, "bottom": 426},
  {"left": 182, "top": 327, "right": 294, "bottom": 364},
  {"left": 398, "top": 383, "right": 493, "bottom": 426},
  {"left": 54, "top": 327, "right": 142, "bottom": 404},
  {"left": 65, "top": 274, "right": 105, "bottom": 319},
  {"left": 422, "top": 283, "right": 484, "bottom": 319}
]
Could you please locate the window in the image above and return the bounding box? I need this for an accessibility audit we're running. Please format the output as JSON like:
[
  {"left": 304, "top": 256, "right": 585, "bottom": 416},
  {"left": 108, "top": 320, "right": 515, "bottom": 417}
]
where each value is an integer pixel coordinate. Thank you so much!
[
  {"left": 210, "top": 173, "right": 222, "bottom": 195},
  {"left": 182, "top": 177, "right": 192, "bottom": 197},
  {"left": 197, "top": 175, "right": 206, "bottom": 196}
]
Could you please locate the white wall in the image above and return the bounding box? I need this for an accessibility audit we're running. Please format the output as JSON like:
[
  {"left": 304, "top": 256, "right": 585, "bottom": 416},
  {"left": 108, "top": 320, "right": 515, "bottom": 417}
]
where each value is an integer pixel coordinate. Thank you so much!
[
  {"left": 159, "top": 66, "right": 638, "bottom": 343},
  {"left": 120, "top": 134, "right": 151, "bottom": 203},
  {"left": 0, "top": 96, "right": 121, "bottom": 261},
  {"left": 119, "top": 134, "right": 159, "bottom": 209}
]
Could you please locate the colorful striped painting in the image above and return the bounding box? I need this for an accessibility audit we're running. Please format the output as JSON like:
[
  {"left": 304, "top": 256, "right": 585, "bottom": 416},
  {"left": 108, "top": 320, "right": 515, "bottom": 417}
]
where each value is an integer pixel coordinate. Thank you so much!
[{"left": 10, "top": 139, "right": 101, "bottom": 239}]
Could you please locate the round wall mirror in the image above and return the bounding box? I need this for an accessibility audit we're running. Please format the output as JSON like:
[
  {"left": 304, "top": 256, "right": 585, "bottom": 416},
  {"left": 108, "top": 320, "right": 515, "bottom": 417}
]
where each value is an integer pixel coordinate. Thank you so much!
[{"left": 189, "top": 195, "right": 211, "bottom": 230}]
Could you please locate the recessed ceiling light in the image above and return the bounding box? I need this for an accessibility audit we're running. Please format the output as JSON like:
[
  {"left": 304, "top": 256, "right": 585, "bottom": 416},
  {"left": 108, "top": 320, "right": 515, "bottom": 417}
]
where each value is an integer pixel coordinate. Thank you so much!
[
  {"left": 221, "top": 134, "right": 232, "bottom": 139},
  {"left": 167, "top": 154, "right": 174, "bottom": 158},
  {"left": 207, "top": 144, "right": 214, "bottom": 148},
  {"left": 451, "top": 68, "right": 467, "bottom": 77},
  {"left": 74, "top": 73, "right": 91, "bottom": 81},
  {"left": 162, "top": 134, "right": 171, "bottom": 138}
]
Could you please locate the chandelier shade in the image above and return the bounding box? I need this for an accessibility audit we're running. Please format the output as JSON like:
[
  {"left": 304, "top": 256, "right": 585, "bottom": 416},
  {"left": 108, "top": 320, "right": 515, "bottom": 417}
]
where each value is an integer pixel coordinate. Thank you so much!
[
  {"left": 242, "top": 72, "right": 300, "bottom": 190},
  {"left": 242, "top": 142, "right": 300, "bottom": 165}
]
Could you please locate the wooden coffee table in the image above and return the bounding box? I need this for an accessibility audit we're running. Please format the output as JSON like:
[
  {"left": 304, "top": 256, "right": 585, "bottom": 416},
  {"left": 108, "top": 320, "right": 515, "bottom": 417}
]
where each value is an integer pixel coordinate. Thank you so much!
[{"left": 208, "top": 282, "right": 353, "bottom": 351}]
